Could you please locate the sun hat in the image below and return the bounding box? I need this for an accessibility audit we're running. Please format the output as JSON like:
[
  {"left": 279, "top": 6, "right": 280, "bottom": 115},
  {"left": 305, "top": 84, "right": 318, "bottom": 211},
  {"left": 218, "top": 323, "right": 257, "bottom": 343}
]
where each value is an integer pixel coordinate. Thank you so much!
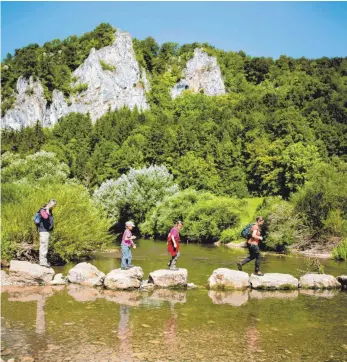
[{"left": 125, "top": 221, "right": 135, "bottom": 227}]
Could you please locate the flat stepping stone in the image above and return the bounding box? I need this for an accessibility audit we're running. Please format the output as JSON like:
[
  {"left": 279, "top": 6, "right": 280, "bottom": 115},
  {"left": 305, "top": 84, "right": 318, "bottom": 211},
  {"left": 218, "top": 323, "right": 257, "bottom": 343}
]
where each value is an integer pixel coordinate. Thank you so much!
[
  {"left": 67, "top": 262, "right": 105, "bottom": 287},
  {"left": 299, "top": 274, "right": 341, "bottom": 289},
  {"left": 104, "top": 267, "right": 143, "bottom": 290},
  {"left": 250, "top": 273, "right": 298, "bottom": 290},
  {"left": 148, "top": 268, "right": 188, "bottom": 288},
  {"left": 208, "top": 268, "right": 249, "bottom": 290},
  {"left": 9, "top": 260, "right": 55, "bottom": 285}
]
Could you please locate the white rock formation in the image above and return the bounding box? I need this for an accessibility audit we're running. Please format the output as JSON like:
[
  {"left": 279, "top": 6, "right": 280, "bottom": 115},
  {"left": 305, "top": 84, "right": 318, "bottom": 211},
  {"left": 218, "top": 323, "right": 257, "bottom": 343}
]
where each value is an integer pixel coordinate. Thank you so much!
[
  {"left": 208, "top": 268, "right": 250, "bottom": 290},
  {"left": 8, "top": 260, "right": 55, "bottom": 285},
  {"left": 70, "top": 30, "right": 148, "bottom": 121},
  {"left": 43, "top": 89, "right": 70, "bottom": 127},
  {"left": 67, "top": 262, "right": 105, "bottom": 287},
  {"left": 171, "top": 48, "right": 225, "bottom": 98},
  {"left": 104, "top": 267, "right": 144, "bottom": 290},
  {"left": 2, "top": 30, "right": 148, "bottom": 129},
  {"left": 299, "top": 274, "right": 341, "bottom": 289},
  {"left": 148, "top": 268, "right": 188, "bottom": 288},
  {"left": 2, "top": 77, "right": 48, "bottom": 130},
  {"left": 249, "top": 273, "right": 298, "bottom": 290}
]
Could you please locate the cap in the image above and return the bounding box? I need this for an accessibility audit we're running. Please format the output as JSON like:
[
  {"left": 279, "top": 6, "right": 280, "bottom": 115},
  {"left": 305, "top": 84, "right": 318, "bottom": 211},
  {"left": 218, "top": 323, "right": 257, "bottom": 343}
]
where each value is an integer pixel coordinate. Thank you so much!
[{"left": 125, "top": 221, "right": 135, "bottom": 227}]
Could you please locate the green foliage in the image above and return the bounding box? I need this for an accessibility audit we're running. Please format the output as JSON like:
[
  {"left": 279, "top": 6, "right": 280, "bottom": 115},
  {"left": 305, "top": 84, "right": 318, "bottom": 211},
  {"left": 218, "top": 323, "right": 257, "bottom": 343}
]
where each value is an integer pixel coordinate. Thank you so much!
[
  {"left": 1, "top": 151, "right": 70, "bottom": 184},
  {"left": 1, "top": 183, "right": 112, "bottom": 262},
  {"left": 219, "top": 228, "right": 241, "bottom": 244},
  {"left": 94, "top": 165, "right": 179, "bottom": 223},
  {"left": 292, "top": 160, "right": 347, "bottom": 235},
  {"left": 332, "top": 239, "right": 347, "bottom": 261},
  {"left": 100, "top": 60, "right": 116, "bottom": 72},
  {"left": 71, "top": 83, "right": 88, "bottom": 95},
  {"left": 141, "top": 189, "right": 241, "bottom": 242},
  {"left": 257, "top": 197, "right": 307, "bottom": 251}
]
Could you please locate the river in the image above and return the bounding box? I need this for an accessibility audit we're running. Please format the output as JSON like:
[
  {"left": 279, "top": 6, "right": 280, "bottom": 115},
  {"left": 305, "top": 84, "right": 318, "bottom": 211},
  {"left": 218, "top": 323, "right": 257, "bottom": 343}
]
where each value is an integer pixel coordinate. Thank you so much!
[{"left": 2, "top": 240, "right": 347, "bottom": 361}]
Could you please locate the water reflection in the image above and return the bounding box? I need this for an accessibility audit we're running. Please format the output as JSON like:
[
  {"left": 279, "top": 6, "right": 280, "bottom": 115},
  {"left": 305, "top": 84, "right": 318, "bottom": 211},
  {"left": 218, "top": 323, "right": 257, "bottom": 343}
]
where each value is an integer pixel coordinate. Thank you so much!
[
  {"left": 208, "top": 290, "right": 249, "bottom": 306},
  {"left": 150, "top": 289, "right": 186, "bottom": 304},
  {"left": 245, "top": 314, "right": 261, "bottom": 358},
  {"left": 67, "top": 284, "right": 102, "bottom": 302},
  {"left": 299, "top": 289, "right": 339, "bottom": 299},
  {"left": 118, "top": 305, "right": 133, "bottom": 362},
  {"left": 250, "top": 289, "right": 299, "bottom": 300},
  {"left": 104, "top": 290, "right": 142, "bottom": 307},
  {"left": 4, "top": 286, "right": 64, "bottom": 335},
  {"left": 163, "top": 301, "right": 178, "bottom": 357}
]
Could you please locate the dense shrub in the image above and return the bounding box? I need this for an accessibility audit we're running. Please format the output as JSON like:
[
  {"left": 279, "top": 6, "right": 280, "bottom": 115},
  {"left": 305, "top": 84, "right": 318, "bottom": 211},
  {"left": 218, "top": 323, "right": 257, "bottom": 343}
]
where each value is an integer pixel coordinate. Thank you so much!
[
  {"left": 141, "top": 189, "right": 241, "bottom": 242},
  {"left": 257, "top": 197, "right": 307, "bottom": 251},
  {"left": 292, "top": 160, "right": 347, "bottom": 236},
  {"left": 94, "top": 165, "right": 179, "bottom": 223},
  {"left": 1, "top": 183, "right": 112, "bottom": 263},
  {"left": 2, "top": 151, "right": 70, "bottom": 184}
]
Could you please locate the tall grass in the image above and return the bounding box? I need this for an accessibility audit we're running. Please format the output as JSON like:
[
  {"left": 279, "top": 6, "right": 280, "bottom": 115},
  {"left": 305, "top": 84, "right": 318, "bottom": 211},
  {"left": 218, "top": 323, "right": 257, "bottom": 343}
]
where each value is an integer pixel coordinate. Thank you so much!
[{"left": 332, "top": 239, "right": 347, "bottom": 261}]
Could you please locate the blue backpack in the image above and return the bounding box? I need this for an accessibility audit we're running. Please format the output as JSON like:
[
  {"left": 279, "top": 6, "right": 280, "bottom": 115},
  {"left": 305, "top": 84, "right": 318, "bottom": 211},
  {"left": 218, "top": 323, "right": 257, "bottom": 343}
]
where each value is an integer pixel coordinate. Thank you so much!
[
  {"left": 33, "top": 209, "right": 42, "bottom": 226},
  {"left": 241, "top": 223, "right": 254, "bottom": 239}
]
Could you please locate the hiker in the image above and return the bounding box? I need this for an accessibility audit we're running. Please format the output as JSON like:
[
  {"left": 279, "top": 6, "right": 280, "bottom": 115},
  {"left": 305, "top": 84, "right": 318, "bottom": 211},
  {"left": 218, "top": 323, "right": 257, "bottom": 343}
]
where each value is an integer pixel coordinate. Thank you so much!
[
  {"left": 237, "top": 216, "right": 265, "bottom": 276},
  {"left": 36, "top": 199, "right": 57, "bottom": 267},
  {"left": 167, "top": 221, "right": 183, "bottom": 271},
  {"left": 121, "top": 221, "right": 137, "bottom": 269}
]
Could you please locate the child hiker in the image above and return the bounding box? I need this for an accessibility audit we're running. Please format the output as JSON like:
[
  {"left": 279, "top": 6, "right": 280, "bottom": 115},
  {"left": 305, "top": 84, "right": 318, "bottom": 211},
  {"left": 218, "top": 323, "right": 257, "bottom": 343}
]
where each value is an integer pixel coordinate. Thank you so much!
[
  {"left": 167, "top": 221, "right": 183, "bottom": 271},
  {"left": 121, "top": 221, "right": 137, "bottom": 270}
]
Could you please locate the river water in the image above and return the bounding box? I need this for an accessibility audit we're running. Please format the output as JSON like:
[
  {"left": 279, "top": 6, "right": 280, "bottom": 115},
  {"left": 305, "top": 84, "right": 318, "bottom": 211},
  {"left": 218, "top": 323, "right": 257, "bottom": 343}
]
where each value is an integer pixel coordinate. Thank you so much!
[{"left": 2, "top": 240, "right": 347, "bottom": 362}]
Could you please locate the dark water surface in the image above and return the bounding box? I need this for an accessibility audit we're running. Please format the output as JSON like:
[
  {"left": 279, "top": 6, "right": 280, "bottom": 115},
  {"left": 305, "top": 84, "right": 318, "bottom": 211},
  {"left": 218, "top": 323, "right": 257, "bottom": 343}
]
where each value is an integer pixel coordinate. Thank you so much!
[{"left": 2, "top": 240, "right": 347, "bottom": 362}]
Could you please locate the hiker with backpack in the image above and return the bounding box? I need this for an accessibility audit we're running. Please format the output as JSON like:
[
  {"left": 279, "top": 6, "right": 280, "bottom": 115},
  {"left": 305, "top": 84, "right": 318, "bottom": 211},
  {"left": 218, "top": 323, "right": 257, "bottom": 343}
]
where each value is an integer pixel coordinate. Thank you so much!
[
  {"left": 237, "top": 216, "right": 265, "bottom": 276},
  {"left": 121, "top": 221, "right": 137, "bottom": 270},
  {"left": 34, "top": 199, "right": 57, "bottom": 267},
  {"left": 167, "top": 221, "right": 183, "bottom": 271}
]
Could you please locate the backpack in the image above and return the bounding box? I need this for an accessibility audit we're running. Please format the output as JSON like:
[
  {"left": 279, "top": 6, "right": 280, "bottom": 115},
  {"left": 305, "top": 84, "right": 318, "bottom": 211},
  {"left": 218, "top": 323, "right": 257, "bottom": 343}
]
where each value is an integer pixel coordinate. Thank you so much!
[
  {"left": 33, "top": 209, "right": 42, "bottom": 226},
  {"left": 241, "top": 223, "right": 254, "bottom": 240}
]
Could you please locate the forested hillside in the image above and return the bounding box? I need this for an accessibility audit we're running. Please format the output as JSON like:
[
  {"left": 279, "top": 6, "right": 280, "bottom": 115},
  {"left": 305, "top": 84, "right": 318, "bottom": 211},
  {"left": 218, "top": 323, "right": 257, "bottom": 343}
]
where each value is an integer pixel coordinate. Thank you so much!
[{"left": 2, "top": 23, "right": 347, "bottom": 263}]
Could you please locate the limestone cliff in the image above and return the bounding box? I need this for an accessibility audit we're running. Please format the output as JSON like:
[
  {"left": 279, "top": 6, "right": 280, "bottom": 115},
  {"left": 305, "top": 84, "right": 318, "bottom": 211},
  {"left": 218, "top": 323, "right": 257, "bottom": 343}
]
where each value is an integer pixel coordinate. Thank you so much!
[
  {"left": 2, "top": 30, "right": 148, "bottom": 129},
  {"left": 171, "top": 48, "right": 225, "bottom": 98}
]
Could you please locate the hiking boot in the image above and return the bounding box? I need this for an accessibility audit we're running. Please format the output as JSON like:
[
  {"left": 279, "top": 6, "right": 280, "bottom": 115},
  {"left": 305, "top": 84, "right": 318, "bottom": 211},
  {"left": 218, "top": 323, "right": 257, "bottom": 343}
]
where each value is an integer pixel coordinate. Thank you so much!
[
  {"left": 237, "top": 263, "right": 243, "bottom": 271},
  {"left": 121, "top": 266, "right": 131, "bottom": 270},
  {"left": 127, "top": 264, "right": 135, "bottom": 268},
  {"left": 170, "top": 267, "right": 179, "bottom": 271},
  {"left": 254, "top": 272, "right": 264, "bottom": 276}
]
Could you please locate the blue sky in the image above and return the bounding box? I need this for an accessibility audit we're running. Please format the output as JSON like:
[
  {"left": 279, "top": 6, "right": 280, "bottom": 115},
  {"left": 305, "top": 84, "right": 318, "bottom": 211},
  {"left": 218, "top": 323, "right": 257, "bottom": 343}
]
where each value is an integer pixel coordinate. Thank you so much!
[{"left": 1, "top": 1, "right": 347, "bottom": 60}]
